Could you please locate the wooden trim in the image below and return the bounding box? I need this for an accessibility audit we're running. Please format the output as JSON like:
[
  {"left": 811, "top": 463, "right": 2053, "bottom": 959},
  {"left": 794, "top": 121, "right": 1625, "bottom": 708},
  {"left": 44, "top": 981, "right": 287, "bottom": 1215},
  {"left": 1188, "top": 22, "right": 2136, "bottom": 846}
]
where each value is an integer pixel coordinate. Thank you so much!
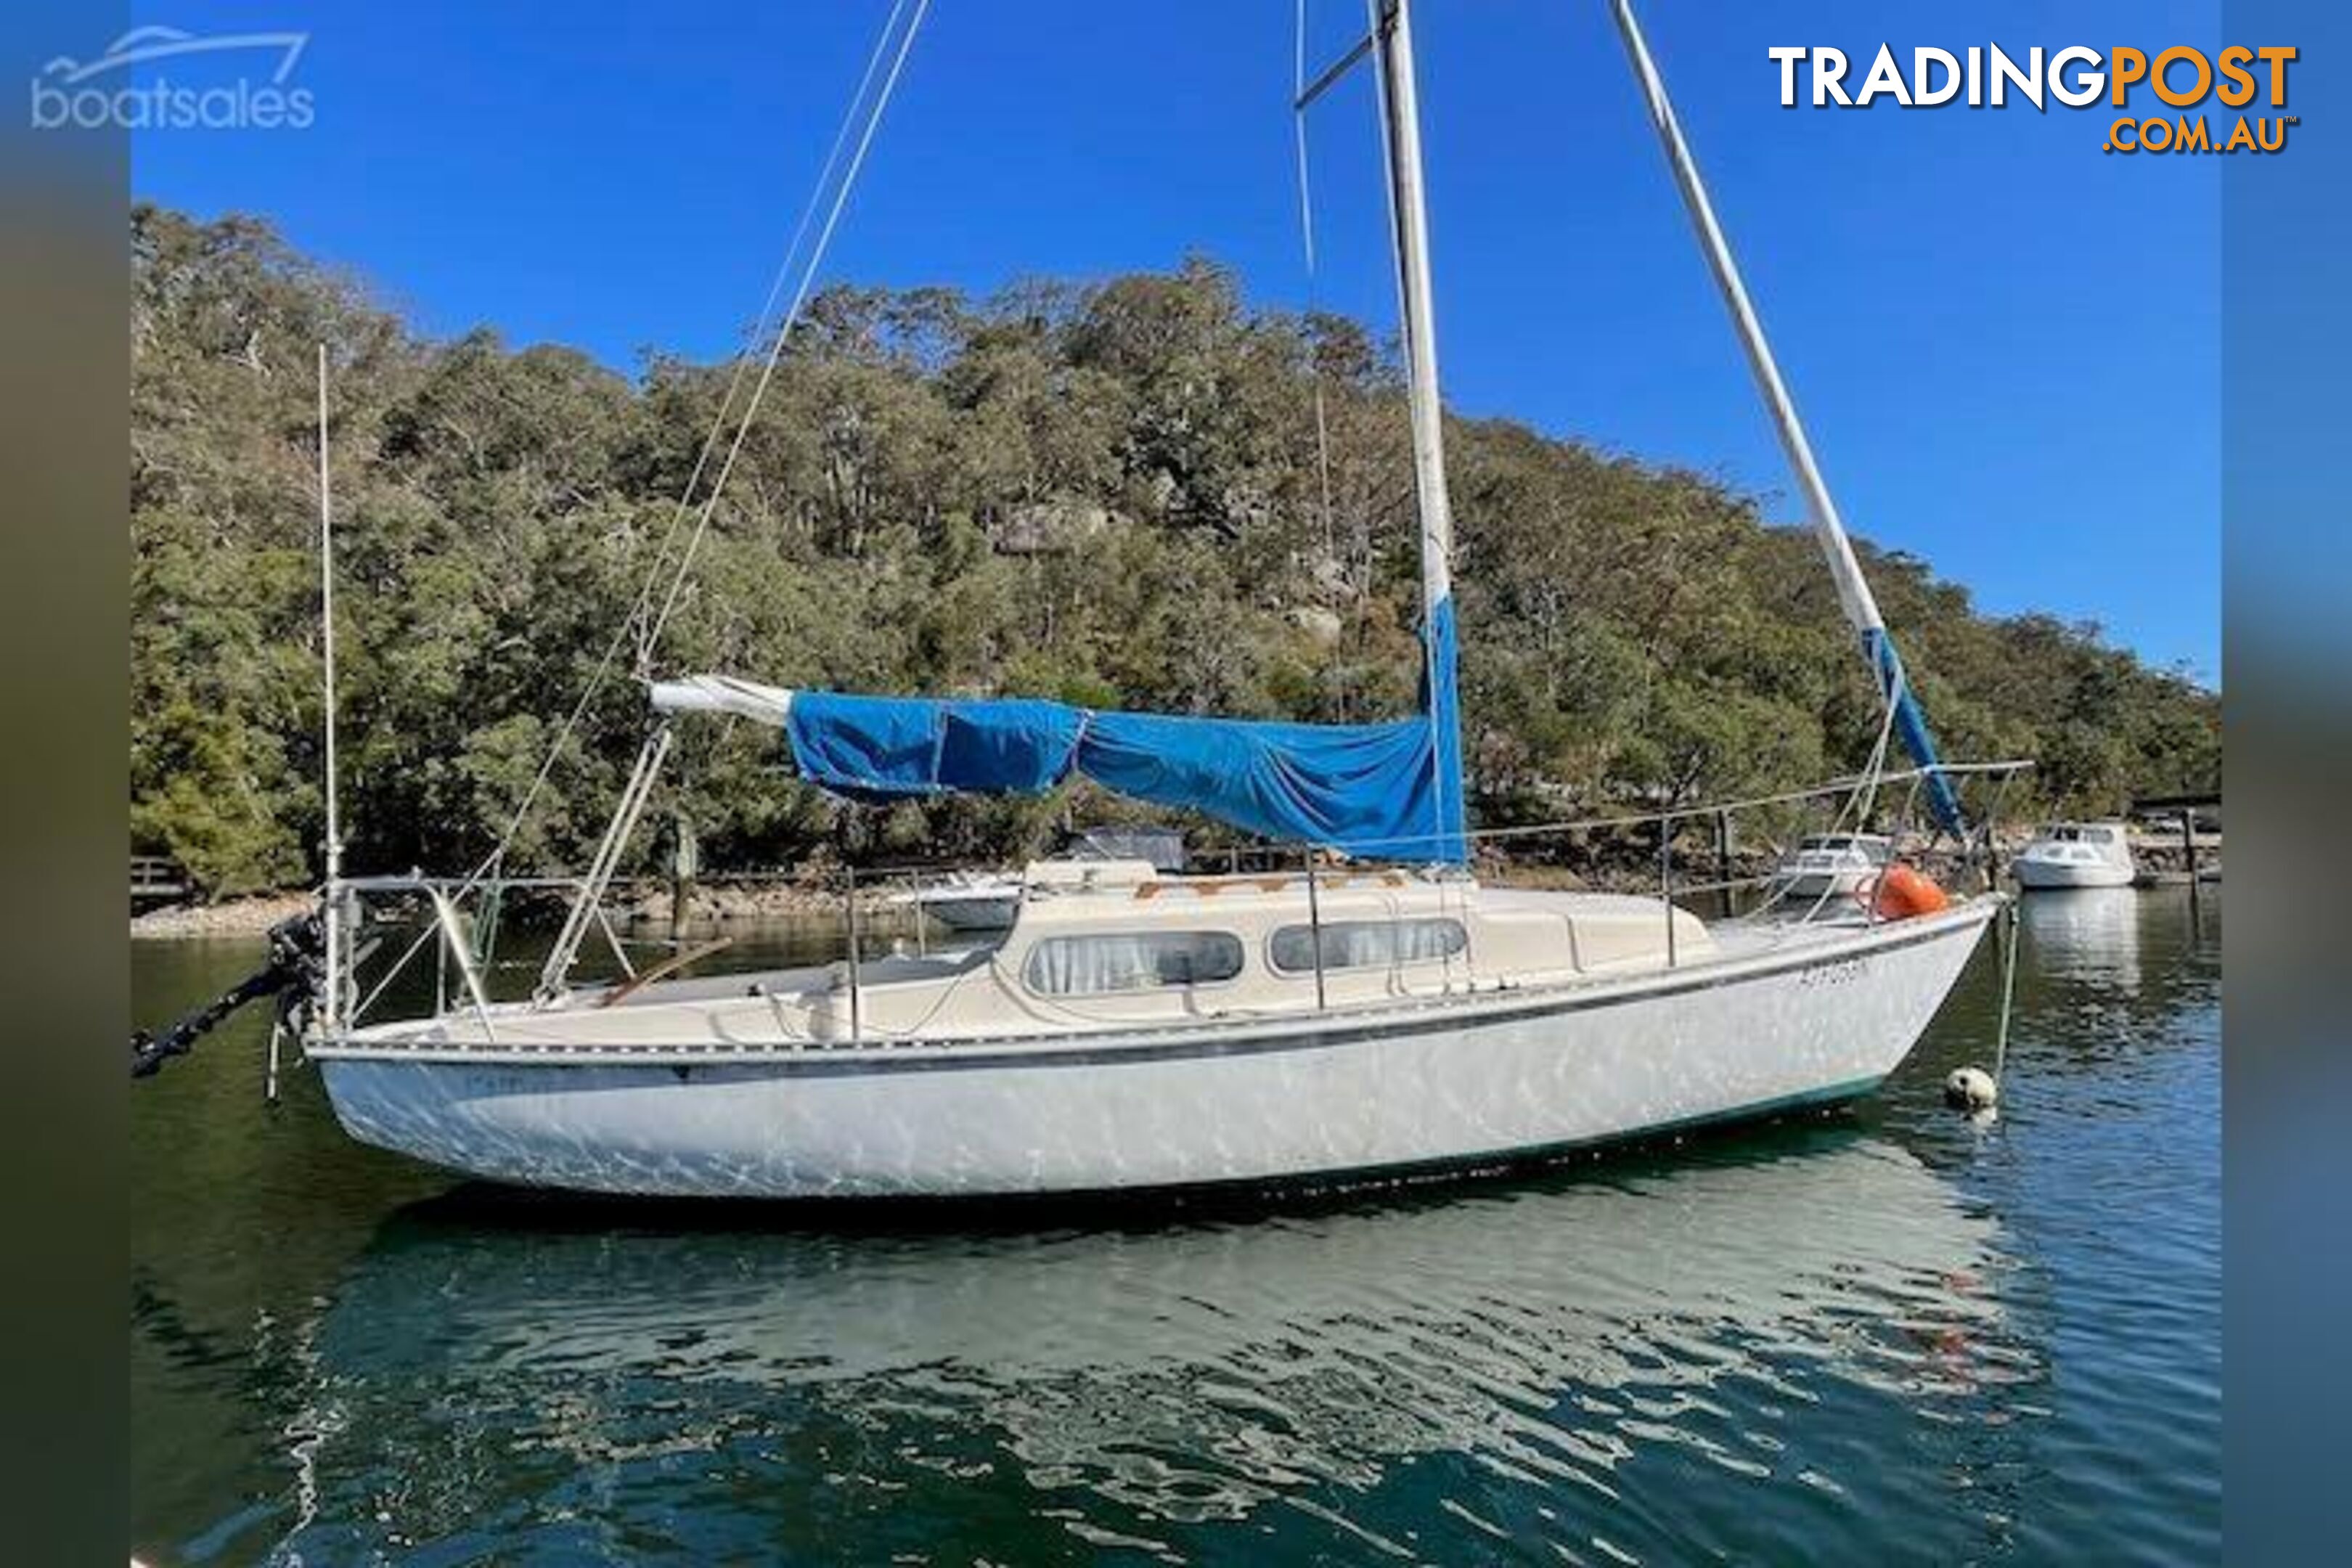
[{"left": 595, "top": 936, "right": 735, "bottom": 1008}]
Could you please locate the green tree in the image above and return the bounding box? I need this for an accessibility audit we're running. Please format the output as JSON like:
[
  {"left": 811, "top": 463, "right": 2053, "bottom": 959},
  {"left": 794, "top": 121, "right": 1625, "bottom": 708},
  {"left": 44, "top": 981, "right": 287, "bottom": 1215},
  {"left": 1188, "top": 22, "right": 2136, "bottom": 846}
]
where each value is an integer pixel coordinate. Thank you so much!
[{"left": 130, "top": 206, "right": 2220, "bottom": 894}]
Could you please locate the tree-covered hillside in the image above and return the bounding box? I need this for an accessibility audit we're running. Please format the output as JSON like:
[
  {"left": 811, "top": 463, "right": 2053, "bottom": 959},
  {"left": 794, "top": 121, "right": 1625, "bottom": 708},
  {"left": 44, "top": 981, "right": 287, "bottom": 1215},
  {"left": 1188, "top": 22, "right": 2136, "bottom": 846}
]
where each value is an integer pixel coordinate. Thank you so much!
[{"left": 131, "top": 205, "right": 2219, "bottom": 896}]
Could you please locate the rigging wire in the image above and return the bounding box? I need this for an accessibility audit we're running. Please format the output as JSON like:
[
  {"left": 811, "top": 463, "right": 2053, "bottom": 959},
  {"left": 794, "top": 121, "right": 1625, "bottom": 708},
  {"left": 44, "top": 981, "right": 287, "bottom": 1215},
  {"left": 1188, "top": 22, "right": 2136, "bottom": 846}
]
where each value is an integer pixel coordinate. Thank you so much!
[
  {"left": 627, "top": 0, "right": 918, "bottom": 674},
  {"left": 1291, "top": 0, "right": 1340, "bottom": 571},
  {"left": 643, "top": 0, "right": 933, "bottom": 656},
  {"left": 451, "top": 0, "right": 927, "bottom": 894},
  {"left": 1357, "top": 1, "right": 1400, "bottom": 356},
  {"left": 1786, "top": 658, "right": 1906, "bottom": 924}
]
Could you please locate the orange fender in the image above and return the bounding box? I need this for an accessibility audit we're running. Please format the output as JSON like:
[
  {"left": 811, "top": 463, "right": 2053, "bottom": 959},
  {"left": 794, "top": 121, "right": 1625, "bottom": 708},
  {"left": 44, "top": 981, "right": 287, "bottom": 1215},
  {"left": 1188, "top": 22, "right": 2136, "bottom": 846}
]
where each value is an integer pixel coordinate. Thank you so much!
[{"left": 1869, "top": 864, "right": 1949, "bottom": 920}]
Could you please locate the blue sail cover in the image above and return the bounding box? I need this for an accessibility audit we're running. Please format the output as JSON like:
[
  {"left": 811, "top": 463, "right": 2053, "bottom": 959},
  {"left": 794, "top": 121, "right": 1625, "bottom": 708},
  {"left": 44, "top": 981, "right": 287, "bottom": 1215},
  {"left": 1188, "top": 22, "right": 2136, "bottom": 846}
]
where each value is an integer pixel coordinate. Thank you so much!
[
  {"left": 784, "top": 690, "right": 1458, "bottom": 862},
  {"left": 787, "top": 695, "right": 1085, "bottom": 799}
]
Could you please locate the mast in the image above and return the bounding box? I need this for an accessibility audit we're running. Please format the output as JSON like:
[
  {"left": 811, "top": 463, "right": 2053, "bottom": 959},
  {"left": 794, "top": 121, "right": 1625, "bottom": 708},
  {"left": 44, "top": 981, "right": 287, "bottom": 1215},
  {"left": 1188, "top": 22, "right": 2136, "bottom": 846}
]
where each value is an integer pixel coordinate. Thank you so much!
[
  {"left": 1604, "top": 0, "right": 1964, "bottom": 834},
  {"left": 315, "top": 343, "right": 344, "bottom": 1030},
  {"left": 1371, "top": 0, "right": 1467, "bottom": 862}
]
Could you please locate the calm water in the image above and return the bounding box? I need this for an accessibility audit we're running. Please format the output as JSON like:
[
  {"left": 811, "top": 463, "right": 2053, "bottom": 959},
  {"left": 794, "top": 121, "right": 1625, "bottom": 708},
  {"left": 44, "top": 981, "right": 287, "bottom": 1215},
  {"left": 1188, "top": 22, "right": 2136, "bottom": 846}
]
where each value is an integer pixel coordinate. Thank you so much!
[{"left": 131, "top": 890, "right": 2220, "bottom": 1566}]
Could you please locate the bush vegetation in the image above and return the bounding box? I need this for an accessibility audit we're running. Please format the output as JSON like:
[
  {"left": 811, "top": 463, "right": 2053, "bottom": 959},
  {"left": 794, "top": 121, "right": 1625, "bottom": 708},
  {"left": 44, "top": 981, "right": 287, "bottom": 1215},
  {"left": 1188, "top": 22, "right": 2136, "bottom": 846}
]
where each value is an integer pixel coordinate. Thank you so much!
[{"left": 131, "top": 205, "right": 2218, "bottom": 895}]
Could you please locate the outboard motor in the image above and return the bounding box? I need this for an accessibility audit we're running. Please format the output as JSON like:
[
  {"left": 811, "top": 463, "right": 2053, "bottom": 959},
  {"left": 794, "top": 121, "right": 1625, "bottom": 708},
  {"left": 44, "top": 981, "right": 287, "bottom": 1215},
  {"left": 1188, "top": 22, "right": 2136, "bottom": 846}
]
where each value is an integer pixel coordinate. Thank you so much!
[{"left": 131, "top": 907, "right": 328, "bottom": 1079}]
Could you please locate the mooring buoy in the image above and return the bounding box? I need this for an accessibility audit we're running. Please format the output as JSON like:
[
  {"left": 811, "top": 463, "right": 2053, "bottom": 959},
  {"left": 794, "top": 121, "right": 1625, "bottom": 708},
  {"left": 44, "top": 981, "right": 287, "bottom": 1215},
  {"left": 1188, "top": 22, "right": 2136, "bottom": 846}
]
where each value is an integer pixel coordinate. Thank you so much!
[{"left": 1944, "top": 1066, "right": 1999, "bottom": 1111}]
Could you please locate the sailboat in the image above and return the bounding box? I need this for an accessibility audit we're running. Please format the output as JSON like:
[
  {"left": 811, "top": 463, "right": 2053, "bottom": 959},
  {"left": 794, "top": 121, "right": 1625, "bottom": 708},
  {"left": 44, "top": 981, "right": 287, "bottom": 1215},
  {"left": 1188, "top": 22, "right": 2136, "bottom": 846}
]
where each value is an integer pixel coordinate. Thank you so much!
[{"left": 303, "top": 0, "right": 2012, "bottom": 1199}]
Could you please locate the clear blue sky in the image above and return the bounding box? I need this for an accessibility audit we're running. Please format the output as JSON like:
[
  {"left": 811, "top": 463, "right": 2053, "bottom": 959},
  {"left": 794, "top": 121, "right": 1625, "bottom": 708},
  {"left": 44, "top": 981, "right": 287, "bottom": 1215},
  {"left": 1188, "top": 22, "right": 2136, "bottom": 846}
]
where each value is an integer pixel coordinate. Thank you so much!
[{"left": 128, "top": 0, "right": 2220, "bottom": 683}]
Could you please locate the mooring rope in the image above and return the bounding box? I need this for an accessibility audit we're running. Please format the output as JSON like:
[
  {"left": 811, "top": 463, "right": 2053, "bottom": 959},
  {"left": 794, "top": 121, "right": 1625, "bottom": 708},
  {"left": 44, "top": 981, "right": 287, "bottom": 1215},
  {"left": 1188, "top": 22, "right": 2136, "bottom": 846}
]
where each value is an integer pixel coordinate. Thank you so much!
[{"left": 1993, "top": 894, "right": 2022, "bottom": 1083}]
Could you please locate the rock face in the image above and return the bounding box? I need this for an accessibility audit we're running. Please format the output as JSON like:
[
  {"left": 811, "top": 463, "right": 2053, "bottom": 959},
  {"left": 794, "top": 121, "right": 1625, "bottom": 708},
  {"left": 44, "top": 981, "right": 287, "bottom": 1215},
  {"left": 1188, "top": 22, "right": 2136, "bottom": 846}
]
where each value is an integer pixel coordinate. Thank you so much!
[
  {"left": 619, "top": 882, "right": 897, "bottom": 925},
  {"left": 992, "top": 499, "right": 1113, "bottom": 557},
  {"left": 1287, "top": 605, "right": 1344, "bottom": 648},
  {"left": 1307, "top": 553, "right": 1357, "bottom": 601}
]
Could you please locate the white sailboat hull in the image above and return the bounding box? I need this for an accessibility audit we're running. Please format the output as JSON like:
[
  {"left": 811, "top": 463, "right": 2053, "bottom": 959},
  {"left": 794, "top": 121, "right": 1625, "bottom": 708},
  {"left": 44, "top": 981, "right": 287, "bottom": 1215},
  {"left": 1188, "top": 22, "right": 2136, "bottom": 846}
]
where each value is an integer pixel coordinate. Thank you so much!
[{"left": 314, "top": 902, "right": 1993, "bottom": 1199}]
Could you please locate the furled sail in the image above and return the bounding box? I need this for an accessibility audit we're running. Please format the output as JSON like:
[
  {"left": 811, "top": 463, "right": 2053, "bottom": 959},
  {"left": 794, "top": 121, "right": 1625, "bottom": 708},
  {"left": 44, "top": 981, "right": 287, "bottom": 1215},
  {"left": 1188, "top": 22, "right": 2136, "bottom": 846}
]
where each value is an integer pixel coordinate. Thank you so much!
[
  {"left": 1863, "top": 629, "right": 1964, "bottom": 833},
  {"left": 650, "top": 676, "right": 1458, "bottom": 862}
]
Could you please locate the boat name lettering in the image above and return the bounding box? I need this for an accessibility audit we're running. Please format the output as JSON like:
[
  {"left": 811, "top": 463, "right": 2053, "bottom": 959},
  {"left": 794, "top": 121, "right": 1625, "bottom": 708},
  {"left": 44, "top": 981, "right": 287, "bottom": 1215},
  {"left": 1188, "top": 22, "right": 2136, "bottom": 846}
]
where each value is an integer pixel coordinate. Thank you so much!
[{"left": 1799, "top": 957, "right": 1868, "bottom": 989}]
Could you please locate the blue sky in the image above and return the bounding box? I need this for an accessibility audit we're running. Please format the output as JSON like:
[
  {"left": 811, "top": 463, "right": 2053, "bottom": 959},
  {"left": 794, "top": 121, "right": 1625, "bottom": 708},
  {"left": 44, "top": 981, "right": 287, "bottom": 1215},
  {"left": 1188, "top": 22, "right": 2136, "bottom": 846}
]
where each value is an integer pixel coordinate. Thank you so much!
[{"left": 128, "top": 0, "right": 2220, "bottom": 682}]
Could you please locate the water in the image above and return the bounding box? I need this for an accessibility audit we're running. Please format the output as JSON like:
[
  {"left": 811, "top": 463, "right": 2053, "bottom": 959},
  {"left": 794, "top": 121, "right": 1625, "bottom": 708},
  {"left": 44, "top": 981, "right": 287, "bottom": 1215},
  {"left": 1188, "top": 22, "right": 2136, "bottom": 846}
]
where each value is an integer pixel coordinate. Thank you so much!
[{"left": 131, "top": 891, "right": 2220, "bottom": 1565}]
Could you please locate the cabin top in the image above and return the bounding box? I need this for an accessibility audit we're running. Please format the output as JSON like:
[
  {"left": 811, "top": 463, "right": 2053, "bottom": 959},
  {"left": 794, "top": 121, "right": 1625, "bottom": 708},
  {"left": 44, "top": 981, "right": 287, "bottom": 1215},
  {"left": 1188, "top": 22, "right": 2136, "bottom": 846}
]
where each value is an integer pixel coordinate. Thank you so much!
[
  {"left": 971, "top": 875, "right": 1711, "bottom": 1009},
  {"left": 1794, "top": 833, "right": 1890, "bottom": 854},
  {"left": 2036, "top": 822, "right": 2126, "bottom": 845}
]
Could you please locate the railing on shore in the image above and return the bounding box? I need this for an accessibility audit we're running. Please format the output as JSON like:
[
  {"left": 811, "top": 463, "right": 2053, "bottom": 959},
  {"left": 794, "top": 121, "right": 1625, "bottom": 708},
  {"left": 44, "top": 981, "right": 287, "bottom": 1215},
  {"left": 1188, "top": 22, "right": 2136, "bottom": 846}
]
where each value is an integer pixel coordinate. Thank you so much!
[{"left": 131, "top": 854, "right": 189, "bottom": 904}]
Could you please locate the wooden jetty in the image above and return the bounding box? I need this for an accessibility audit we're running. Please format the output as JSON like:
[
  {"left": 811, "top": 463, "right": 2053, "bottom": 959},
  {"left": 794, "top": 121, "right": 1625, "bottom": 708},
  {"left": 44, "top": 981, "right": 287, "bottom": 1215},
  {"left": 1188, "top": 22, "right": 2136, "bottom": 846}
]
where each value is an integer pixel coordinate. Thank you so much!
[
  {"left": 2130, "top": 792, "right": 2221, "bottom": 888},
  {"left": 130, "top": 854, "right": 189, "bottom": 906}
]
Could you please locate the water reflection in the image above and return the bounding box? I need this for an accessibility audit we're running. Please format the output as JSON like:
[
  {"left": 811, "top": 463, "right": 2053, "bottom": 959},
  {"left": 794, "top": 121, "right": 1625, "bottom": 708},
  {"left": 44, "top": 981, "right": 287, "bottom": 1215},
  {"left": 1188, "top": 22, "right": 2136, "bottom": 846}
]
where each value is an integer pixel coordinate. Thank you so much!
[
  {"left": 256, "top": 1130, "right": 2028, "bottom": 1562},
  {"left": 2017, "top": 889, "right": 2144, "bottom": 990},
  {"left": 136, "top": 901, "right": 2226, "bottom": 1566},
  {"left": 1996, "top": 889, "right": 2219, "bottom": 1101}
]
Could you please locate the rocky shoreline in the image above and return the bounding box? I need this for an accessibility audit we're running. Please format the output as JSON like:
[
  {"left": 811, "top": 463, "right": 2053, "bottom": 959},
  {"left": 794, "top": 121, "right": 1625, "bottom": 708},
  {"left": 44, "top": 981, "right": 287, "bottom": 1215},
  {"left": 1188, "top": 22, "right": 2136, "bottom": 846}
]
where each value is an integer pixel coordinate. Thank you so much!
[
  {"left": 615, "top": 883, "right": 899, "bottom": 926},
  {"left": 128, "top": 881, "right": 895, "bottom": 940},
  {"left": 130, "top": 892, "right": 318, "bottom": 939},
  {"left": 129, "top": 827, "right": 2218, "bottom": 939}
]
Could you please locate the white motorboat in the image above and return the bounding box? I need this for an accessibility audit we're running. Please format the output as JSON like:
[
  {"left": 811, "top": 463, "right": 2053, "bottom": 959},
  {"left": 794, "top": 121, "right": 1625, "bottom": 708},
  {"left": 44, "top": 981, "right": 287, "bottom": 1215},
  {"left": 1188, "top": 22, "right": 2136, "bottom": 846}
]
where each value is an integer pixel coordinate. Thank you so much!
[
  {"left": 1771, "top": 832, "right": 1892, "bottom": 902},
  {"left": 896, "top": 870, "right": 1023, "bottom": 933},
  {"left": 893, "top": 828, "right": 1188, "bottom": 933},
  {"left": 293, "top": 0, "right": 2021, "bottom": 1199},
  {"left": 2012, "top": 822, "right": 2137, "bottom": 889}
]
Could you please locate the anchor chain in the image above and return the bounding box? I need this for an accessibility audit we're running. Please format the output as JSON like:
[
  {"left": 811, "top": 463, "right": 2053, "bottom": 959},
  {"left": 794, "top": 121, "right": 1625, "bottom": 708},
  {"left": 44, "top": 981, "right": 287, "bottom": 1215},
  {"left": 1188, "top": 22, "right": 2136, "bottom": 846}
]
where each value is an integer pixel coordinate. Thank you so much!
[{"left": 131, "top": 908, "right": 328, "bottom": 1079}]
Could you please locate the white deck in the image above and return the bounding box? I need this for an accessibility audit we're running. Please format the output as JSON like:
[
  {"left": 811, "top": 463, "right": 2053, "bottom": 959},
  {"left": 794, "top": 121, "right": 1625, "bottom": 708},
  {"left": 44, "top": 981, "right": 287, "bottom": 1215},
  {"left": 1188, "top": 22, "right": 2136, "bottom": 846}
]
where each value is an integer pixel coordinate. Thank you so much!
[{"left": 333, "top": 879, "right": 1722, "bottom": 1061}]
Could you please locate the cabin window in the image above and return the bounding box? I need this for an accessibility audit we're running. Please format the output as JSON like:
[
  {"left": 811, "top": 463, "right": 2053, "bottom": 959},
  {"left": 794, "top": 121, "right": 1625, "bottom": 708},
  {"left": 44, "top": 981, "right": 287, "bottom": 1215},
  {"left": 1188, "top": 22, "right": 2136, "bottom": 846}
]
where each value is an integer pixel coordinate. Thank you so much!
[
  {"left": 1023, "top": 931, "right": 1245, "bottom": 996},
  {"left": 1267, "top": 918, "right": 1469, "bottom": 976}
]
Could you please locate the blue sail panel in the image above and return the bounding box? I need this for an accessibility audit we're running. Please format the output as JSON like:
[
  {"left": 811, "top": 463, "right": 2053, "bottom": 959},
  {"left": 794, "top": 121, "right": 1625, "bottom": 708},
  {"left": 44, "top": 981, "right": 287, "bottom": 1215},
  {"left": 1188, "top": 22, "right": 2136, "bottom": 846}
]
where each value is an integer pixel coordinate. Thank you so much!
[
  {"left": 785, "top": 693, "right": 1084, "bottom": 802},
  {"left": 778, "top": 690, "right": 1458, "bottom": 861}
]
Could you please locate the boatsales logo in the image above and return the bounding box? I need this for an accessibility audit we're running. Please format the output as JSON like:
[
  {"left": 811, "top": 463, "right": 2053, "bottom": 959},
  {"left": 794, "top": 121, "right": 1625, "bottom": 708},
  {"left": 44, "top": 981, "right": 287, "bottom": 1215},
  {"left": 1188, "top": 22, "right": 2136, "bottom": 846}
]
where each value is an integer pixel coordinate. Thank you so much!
[
  {"left": 1768, "top": 44, "right": 2299, "bottom": 155},
  {"left": 30, "top": 25, "right": 314, "bottom": 131}
]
